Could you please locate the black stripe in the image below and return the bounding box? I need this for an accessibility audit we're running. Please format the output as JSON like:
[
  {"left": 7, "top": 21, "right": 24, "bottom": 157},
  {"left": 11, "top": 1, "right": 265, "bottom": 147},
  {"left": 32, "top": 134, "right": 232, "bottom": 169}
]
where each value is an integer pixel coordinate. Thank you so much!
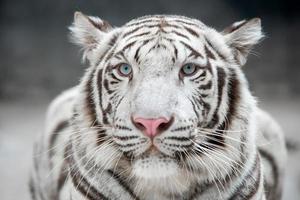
[
  {"left": 115, "top": 124, "right": 133, "bottom": 131},
  {"left": 110, "top": 72, "right": 122, "bottom": 82},
  {"left": 171, "top": 125, "right": 193, "bottom": 132},
  {"left": 183, "top": 25, "right": 199, "bottom": 37},
  {"left": 122, "top": 27, "right": 141, "bottom": 38},
  {"left": 229, "top": 154, "right": 261, "bottom": 200},
  {"left": 198, "top": 80, "right": 212, "bottom": 90},
  {"left": 102, "top": 103, "right": 112, "bottom": 125},
  {"left": 96, "top": 129, "right": 107, "bottom": 146},
  {"left": 108, "top": 33, "right": 119, "bottom": 47},
  {"left": 95, "top": 34, "right": 119, "bottom": 67},
  {"left": 126, "top": 19, "right": 160, "bottom": 27},
  {"left": 259, "top": 149, "right": 281, "bottom": 200},
  {"left": 187, "top": 181, "right": 215, "bottom": 200},
  {"left": 164, "top": 136, "right": 191, "bottom": 141},
  {"left": 164, "top": 142, "right": 193, "bottom": 148},
  {"left": 57, "top": 161, "right": 68, "bottom": 195},
  {"left": 201, "top": 68, "right": 226, "bottom": 150},
  {"left": 86, "top": 69, "right": 100, "bottom": 125},
  {"left": 103, "top": 78, "right": 115, "bottom": 94},
  {"left": 174, "top": 45, "right": 178, "bottom": 59},
  {"left": 134, "top": 45, "right": 142, "bottom": 63},
  {"left": 205, "top": 37, "right": 227, "bottom": 61},
  {"left": 121, "top": 41, "right": 137, "bottom": 52},
  {"left": 96, "top": 69, "right": 105, "bottom": 123},
  {"left": 204, "top": 45, "right": 216, "bottom": 60},
  {"left": 189, "top": 97, "right": 199, "bottom": 119},
  {"left": 126, "top": 31, "right": 151, "bottom": 42},
  {"left": 206, "top": 67, "right": 226, "bottom": 129},
  {"left": 226, "top": 69, "right": 240, "bottom": 127},
  {"left": 66, "top": 143, "right": 109, "bottom": 200},
  {"left": 49, "top": 120, "right": 69, "bottom": 157},
  {"left": 173, "top": 19, "right": 200, "bottom": 28},
  {"left": 142, "top": 23, "right": 182, "bottom": 29},
  {"left": 180, "top": 41, "right": 203, "bottom": 58},
  {"left": 107, "top": 170, "right": 140, "bottom": 200},
  {"left": 113, "top": 135, "right": 138, "bottom": 140},
  {"left": 191, "top": 70, "right": 206, "bottom": 82},
  {"left": 170, "top": 30, "right": 190, "bottom": 40},
  {"left": 29, "top": 176, "right": 37, "bottom": 200}
]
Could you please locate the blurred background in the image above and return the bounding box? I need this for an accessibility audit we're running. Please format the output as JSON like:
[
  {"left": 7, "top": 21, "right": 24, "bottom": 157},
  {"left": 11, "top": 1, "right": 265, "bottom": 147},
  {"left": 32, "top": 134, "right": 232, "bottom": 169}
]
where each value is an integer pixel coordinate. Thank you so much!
[{"left": 0, "top": 0, "right": 299, "bottom": 199}]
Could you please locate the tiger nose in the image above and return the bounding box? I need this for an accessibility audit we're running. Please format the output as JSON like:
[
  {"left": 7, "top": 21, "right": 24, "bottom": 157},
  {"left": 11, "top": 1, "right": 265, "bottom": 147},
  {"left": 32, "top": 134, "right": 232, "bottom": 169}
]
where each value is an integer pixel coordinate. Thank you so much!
[{"left": 132, "top": 117, "right": 174, "bottom": 138}]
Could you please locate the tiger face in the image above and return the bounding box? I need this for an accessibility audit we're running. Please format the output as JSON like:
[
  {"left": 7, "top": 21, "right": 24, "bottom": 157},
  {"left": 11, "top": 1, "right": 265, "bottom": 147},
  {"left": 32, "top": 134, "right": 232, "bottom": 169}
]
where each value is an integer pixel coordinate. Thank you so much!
[{"left": 70, "top": 12, "right": 262, "bottom": 185}]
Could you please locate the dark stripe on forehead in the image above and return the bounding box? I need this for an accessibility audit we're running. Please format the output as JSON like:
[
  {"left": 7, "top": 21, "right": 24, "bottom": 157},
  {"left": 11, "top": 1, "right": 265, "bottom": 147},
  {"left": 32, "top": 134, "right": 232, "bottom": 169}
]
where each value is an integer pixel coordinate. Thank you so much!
[
  {"left": 174, "top": 44, "right": 178, "bottom": 59},
  {"left": 183, "top": 25, "right": 199, "bottom": 37},
  {"left": 180, "top": 41, "right": 204, "bottom": 59},
  {"left": 170, "top": 30, "right": 190, "bottom": 40},
  {"left": 108, "top": 33, "right": 119, "bottom": 47},
  {"left": 205, "top": 37, "right": 228, "bottom": 61},
  {"left": 172, "top": 19, "right": 201, "bottom": 28},
  {"left": 126, "top": 31, "right": 151, "bottom": 42},
  {"left": 126, "top": 15, "right": 165, "bottom": 25},
  {"left": 121, "top": 41, "right": 137, "bottom": 52},
  {"left": 143, "top": 23, "right": 182, "bottom": 30},
  {"left": 134, "top": 45, "right": 142, "bottom": 63},
  {"left": 122, "top": 27, "right": 141, "bottom": 38},
  {"left": 95, "top": 33, "right": 119, "bottom": 67},
  {"left": 204, "top": 45, "right": 216, "bottom": 60},
  {"left": 126, "top": 19, "right": 161, "bottom": 27}
]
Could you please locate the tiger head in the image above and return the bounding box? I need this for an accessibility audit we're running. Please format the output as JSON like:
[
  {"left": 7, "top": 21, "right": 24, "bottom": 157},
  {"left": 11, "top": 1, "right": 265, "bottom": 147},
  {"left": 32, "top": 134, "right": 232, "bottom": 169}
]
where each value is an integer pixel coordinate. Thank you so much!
[{"left": 70, "top": 12, "right": 263, "bottom": 191}]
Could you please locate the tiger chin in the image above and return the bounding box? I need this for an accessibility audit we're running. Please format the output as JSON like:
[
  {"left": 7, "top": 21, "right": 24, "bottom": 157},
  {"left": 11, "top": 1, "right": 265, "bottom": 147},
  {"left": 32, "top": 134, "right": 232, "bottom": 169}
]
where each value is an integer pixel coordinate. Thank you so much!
[{"left": 30, "top": 12, "right": 287, "bottom": 200}]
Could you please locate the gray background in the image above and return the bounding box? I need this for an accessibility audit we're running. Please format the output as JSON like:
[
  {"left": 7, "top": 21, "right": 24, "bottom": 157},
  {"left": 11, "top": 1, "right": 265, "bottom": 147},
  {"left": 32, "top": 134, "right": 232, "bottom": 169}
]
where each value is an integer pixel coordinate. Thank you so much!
[{"left": 0, "top": 0, "right": 299, "bottom": 199}]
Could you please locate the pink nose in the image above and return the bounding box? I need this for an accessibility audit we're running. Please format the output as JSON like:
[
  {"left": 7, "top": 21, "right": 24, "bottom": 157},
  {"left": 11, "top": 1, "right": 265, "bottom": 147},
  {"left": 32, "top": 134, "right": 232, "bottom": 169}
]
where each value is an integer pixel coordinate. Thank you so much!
[{"left": 132, "top": 117, "right": 173, "bottom": 138}]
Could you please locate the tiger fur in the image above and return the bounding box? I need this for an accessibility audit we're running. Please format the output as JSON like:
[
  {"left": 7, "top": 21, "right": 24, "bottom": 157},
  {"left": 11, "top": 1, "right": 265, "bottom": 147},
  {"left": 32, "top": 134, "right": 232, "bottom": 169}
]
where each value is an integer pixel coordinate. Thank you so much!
[{"left": 29, "top": 12, "right": 287, "bottom": 200}]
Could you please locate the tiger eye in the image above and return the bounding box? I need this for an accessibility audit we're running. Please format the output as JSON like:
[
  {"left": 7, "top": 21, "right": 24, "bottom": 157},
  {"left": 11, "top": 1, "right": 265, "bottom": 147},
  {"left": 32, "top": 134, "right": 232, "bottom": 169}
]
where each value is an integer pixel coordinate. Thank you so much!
[
  {"left": 180, "top": 63, "right": 198, "bottom": 77},
  {"left": 117, "top": 63, "right": 132, "bottom": 77}
]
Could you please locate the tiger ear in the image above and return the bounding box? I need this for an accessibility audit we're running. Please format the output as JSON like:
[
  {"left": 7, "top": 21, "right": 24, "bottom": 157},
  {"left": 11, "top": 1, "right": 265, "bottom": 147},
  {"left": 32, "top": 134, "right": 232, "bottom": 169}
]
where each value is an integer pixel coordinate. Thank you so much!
[
  {"left": 69, "top": 11, "right": 113, "bottom": 61},
  {"left": 222, "top": 18, "right": 264, "bottom": 66}
]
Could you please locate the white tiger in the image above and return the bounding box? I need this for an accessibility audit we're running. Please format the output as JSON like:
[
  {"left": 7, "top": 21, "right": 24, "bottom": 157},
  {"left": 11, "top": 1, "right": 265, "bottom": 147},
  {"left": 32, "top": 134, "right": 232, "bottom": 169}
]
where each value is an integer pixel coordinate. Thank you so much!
[{"left": 30, "top": 12, "right": 287, "bottom": 200}]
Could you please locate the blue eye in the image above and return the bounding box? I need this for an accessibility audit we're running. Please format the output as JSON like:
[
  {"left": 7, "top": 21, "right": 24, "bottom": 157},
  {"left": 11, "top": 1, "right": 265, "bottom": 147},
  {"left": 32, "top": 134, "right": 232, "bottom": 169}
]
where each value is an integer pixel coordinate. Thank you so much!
[
  {"left": 117, "top": 63, "right": 132, "bottom": 77},
  {"left": 181, "top": 63, "right": 197, "bottom": 76}
]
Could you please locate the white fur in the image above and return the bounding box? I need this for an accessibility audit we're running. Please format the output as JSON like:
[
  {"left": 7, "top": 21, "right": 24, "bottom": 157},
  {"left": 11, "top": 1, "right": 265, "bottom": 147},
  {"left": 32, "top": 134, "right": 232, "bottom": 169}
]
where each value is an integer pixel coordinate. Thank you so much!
[{"left": 31, "top": 13, "right": 286, "bottom": 200}]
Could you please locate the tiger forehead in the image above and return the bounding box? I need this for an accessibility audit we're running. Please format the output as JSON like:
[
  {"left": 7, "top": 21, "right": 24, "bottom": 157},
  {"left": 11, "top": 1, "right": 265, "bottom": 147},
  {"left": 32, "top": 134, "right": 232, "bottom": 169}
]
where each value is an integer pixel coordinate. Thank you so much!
[
  {"left": 124, "top": 15, "right": 205, "bottom": 28},
  {"left": 120, "top": 15, "right": 206, "bottom": 40},
  {"left": 112, "top": 15, "right": 208, "bottom": 59}
]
